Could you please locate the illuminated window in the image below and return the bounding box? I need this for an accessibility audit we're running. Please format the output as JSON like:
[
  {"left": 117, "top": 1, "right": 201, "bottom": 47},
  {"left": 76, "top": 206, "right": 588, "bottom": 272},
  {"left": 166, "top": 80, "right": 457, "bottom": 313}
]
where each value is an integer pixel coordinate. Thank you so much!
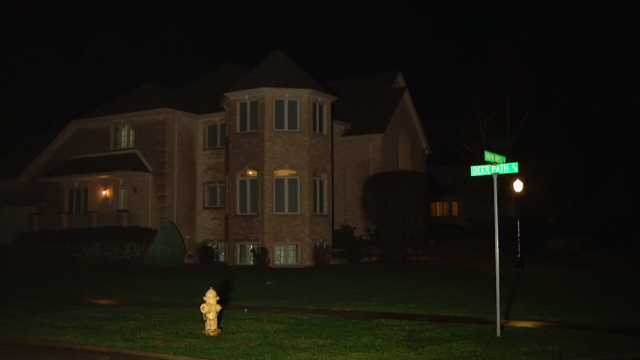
[
  {"left": 238, "top": 170, "right": 258, "bottom": 214},
  {"left": 274, "top": 243, "right": 300, "bottom": 265},
  {"left": 205, "top": 183, "right": 225, "bottom": 208},
  {"left": 313, "top": 171, "right": 327, "bottom": 214},
  {"left": 206, "top": 242, "right": 226, "bottom": 262},
  {"left": 238, "top": 243, "right": 257, "bottom": 265},
  {"left": 313, "top": 102, "right": 326, "bottom": 134},
  {"left": 67, "top": 188, "right": 88, "bottom": 215},
  {"left": 206, "top": 122, "right": 226, "bottom": 148},
  {"left": 274, "top": 169, "right": 299, "bottom": 214},
  {"left": 274, "top": 99, "right": 299, "bottom": 130},
  {"left": 443, "top": 202, "right": 450, "bottom": 216},
  {"left": 112, "top": 124, "right": 135, "bottom": 149},
  {"left": 452, "top": 202, "right": 458, "bottom": 216},
  {"left": 430, "top": 201, "right": 458, "bottom": 217},
  {"left": 238, "top": 100, "right": 258, "bottom": 132}
]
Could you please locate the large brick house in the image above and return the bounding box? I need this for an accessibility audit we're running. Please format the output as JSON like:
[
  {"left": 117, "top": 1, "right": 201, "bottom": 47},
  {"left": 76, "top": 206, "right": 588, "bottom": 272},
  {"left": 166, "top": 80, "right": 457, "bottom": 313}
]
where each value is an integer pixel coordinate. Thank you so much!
[{"left": 11, "top": 50, "right": 429, "bottom": 266}]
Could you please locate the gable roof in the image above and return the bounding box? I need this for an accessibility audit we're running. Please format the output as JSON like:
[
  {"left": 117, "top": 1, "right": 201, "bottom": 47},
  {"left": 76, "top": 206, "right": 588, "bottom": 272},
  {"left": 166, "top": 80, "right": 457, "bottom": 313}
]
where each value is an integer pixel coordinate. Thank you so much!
[
  {"left": 226, "top": 50, "right": 331, "bottom": 94},
  {"left": 79, "top": 63, "right": 249, "bottom": 119},
  {"left": 328, "top": 71, "right": 406, "bottom": 136}
]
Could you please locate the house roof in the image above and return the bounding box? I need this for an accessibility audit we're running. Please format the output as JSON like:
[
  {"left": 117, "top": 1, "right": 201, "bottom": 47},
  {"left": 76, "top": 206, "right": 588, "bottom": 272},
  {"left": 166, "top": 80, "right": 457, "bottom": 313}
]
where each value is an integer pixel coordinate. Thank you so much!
[
  {"left": 225, "top": 50, "right": 331, "bottom": 94},
  {"left": 79, "top": 63, "right": 249, "bottom": 119},
  {"left": 39, "top": 152, "right": 151, "bottom": 178},
  {"left": 327, "top": 71, "right": 406, "bottom": 136}
]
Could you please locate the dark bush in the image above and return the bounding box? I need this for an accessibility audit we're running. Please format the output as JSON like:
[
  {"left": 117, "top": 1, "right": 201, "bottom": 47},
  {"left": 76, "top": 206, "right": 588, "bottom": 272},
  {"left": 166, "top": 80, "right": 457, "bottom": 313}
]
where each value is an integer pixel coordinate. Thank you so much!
[
  {"left": 145, "top": 221, "right": 186, "bottom": 266},
  {"left": 313, "top": 243, "right": 331, "bottom": 267},
  {"left": 345, "top": 240, "right": 364, "bottom": 264},
  {"left": 251, "top": 247, "right": 270, "bottom": 268},
  {"left": 196, "top": 244, "right": 216, "bottom": 266},
  {"left": 332, "top": 225, "right": 363, "bottom": 250}
]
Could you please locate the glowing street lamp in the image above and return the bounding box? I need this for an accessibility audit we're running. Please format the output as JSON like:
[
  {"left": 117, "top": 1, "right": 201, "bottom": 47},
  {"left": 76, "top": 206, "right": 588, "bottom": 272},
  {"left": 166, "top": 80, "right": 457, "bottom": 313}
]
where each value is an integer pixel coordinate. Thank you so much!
[{"left": 513, "top": 178, "right": 523, "bottom": 270}]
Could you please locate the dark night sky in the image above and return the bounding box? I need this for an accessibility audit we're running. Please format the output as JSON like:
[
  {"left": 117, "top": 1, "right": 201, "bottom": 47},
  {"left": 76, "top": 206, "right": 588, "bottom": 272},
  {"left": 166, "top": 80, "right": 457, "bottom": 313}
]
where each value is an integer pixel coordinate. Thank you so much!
[{"left": 1, "top": 2, "right": 637, "bottom": 204}]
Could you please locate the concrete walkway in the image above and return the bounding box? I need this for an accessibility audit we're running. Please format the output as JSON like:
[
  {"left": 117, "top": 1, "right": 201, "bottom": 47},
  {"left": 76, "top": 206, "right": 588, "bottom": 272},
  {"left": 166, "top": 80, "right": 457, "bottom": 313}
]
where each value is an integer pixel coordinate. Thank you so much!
[{"left": 22, "top": 296, "right": 640, "bottom": 337}]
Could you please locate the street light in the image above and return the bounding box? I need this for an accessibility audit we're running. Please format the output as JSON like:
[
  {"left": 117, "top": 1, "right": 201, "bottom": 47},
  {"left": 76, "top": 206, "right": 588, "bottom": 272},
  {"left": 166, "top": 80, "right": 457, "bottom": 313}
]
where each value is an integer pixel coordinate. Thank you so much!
[{"left": 513, "top": 178, "right": 524, "bottom": 270}]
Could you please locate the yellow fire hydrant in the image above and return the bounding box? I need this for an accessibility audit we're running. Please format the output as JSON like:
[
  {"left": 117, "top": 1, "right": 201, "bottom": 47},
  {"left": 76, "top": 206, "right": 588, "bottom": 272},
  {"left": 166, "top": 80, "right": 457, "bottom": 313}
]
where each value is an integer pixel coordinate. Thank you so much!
[{"left": 200, "top": 287, "right": 222, "bottom": 336}]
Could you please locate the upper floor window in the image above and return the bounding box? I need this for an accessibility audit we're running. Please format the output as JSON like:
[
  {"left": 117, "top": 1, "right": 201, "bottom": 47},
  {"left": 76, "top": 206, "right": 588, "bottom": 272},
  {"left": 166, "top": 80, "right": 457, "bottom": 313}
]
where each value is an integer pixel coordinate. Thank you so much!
[
  {"left": 431, "top": 201, "right": 457, "bottom": 217},
  {"left": 274, "top": 99, "right": 298, "bottom": 131},
  {"left": 206, "top": 123, "right": 226, "bottom": 148},
  {"left": 205, "top": 183, "right": 226, "bottom": 208},
  {"left": 313, "top": 103, "right": 326, "bottom": 134},
  {"left": 112, "top": 124, "right": 135, "bottom": 149},
  {"left": 313, "top": 171, "right": 327, "bottom": 214},
  {"left": 274, "top": 169, "right": 299, "bottom": 214},
  {"left": 238, "top": 170, "right": 258, "bottom": 214},
  {"left": 239, "top": 100, "right": 258, "bottom": 132}
]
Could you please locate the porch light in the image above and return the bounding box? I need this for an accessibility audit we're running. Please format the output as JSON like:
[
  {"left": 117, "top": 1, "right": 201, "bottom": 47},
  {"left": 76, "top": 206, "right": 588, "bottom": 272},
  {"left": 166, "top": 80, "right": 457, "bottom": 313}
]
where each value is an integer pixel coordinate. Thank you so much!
[{"left": 101, "top": 189, "right": 109, "bottom": 197}]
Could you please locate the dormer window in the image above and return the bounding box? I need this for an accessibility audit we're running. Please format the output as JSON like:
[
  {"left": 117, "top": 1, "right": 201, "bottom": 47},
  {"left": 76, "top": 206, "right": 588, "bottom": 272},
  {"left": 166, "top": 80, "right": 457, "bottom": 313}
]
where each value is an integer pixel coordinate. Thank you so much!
[
  {"left": 313, "top": 103, "right": 326, "bottom": 134},
  {"left": 274, "top": 99, "right": 299, "bottom": 130},
  {"left": 112, "top": 124, "right": 135, "bottom": 149},
  {"left": 238, "top": 100, "right": 258, "bottom": 132}
]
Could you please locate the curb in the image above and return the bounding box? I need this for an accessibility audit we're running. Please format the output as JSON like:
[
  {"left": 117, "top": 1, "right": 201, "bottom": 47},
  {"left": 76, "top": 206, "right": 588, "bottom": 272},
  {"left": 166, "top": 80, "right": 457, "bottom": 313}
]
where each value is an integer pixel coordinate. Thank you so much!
[{"left": 0, "top": 338, "right": 210, "bottom": 360}]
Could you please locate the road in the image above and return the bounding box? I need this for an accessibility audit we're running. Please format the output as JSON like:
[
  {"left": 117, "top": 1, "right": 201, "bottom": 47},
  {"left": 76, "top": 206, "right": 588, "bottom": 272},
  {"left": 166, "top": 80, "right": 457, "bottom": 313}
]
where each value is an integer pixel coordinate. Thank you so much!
[{"left": 0, "top": 345, "right": 170, "bottom": 360}]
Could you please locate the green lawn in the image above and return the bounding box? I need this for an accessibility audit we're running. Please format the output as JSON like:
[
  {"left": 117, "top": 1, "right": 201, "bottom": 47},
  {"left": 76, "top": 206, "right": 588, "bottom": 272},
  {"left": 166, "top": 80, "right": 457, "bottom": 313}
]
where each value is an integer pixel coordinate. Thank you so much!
[{"left": 0, "top": 300, "right": 639, "bottom": 360}]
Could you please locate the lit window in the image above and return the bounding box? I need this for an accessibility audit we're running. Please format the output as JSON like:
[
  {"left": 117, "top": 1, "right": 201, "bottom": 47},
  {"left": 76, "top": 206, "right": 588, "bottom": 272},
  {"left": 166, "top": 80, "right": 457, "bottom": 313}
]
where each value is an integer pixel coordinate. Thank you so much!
[
  {"left": 313, "top": 171, "right": 327, "bottom": 214},
  {"left": 274, "top": 169, "right": 299, "bottom": 214},
  {"left": 238, "top": 243, "right": 257, "bottom": 265},
  {"left": 274, "top": 99, "right": 299, "bottom": 130},
  {"left": 112, "top": 124, "right": 135, "bottom": 149},
  {"left": 206, "top": 123, "right": 226, "bottom": 148},
  {"left": 443, "top": 202, "right": 450, "bottom": 216},
  {"left": 313, "top": 103, "right": 326, "bottom": 134},
  {"left": 238, "top": 100, "right": 258, "bottom": 132},
  {"left": 205, "top": 183, "right": 226, "bottom": 208},
  {"left": 238, "top": 170, "right": 258, "bottom": 214},
  {"left": 452, "top": 202, "right": 458, "bottom": 216},
  {"left": 207, "top": 242, "right": 226, "bottom": 262},
  {"left": 274, "top": 243, "right": 300, "bottom": 265},
  {"left": 430, "top": 201, "right": 458, "bottom": 217}
]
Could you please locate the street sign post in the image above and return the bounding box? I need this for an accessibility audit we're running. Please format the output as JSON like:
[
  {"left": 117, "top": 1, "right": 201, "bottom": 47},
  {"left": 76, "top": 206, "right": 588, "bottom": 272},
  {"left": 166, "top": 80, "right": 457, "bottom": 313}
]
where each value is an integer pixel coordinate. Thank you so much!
[
  {"left": 484, "top": 150, "right": 506, "bottom": 164},
  {"left": 470, "top": 152, "right": 520, "bottom": 338}
]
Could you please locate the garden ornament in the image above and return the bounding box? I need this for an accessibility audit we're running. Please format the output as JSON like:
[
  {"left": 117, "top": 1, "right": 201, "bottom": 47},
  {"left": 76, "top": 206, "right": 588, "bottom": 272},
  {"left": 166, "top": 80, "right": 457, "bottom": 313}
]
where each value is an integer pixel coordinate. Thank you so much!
[{"left": 200, "top": 287, "right": 222, "bottom": 336}]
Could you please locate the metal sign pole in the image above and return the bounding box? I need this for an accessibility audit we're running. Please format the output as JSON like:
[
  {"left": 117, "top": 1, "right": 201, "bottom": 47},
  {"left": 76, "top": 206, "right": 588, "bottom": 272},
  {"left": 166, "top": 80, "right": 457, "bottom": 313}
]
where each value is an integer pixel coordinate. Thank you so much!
[{"left": 493, "top": 171, "right": 501, "bottom": 337}]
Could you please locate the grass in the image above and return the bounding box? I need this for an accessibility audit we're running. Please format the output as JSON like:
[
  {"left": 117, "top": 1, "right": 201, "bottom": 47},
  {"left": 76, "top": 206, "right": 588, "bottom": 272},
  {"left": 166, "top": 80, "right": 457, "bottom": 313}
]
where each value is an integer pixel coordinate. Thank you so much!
[{"left": 1, "top": 300, "right": 640, "bottom": 360}]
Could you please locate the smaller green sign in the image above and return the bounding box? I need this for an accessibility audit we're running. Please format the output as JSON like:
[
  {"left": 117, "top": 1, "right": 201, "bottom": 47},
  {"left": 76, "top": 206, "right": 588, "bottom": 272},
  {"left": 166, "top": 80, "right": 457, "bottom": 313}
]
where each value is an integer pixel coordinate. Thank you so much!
[
  {"left": 470, "top": 162, "right": 519, "bottom": 177},
  {"left": 484, "top": 150, "right": 506, "bottom": 164}
]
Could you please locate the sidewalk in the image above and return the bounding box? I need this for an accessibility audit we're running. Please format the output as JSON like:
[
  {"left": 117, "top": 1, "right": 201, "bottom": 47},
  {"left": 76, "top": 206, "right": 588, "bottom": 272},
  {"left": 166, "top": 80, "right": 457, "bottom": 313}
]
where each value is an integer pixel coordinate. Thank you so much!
[{"left": 23, "top": 296, "right": 640, "bottom": 337}]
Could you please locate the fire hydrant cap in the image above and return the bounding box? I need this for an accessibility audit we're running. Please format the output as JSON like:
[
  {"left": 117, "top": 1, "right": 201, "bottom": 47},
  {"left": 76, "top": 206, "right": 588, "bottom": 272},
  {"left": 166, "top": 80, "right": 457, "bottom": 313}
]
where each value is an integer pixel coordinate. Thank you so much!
[{"left": 204, "top": 287, "right": 218, "bottom": 299}]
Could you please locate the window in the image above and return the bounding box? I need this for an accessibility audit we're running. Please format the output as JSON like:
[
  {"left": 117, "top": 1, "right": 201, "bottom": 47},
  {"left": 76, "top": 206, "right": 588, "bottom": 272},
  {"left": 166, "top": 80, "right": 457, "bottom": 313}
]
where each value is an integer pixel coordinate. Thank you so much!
[
  {"left": 313, "top": 171, "right": 327, "bottom": 214},
  {"left": 68, "top": 188, "right": 88, "bottom": 215},
  {"left": 430, "top": 202, "right": 458, "bottom": 217},
  {"left": 205, "top": 183, "right": 226, "bottom": 208},
  {"left": 116, "top": 186, "right": 128, "bottom": 210},
  {"left": 112, "top": 124, "right": 135, "bottom": 149},
  {"left": 313, "top": 102, "right": 326, "bottom": 134},
  {"left": 238, "top": 170, "right": 258, "bottom": 214},
  {"left": 274, "top": 99, "right": 299, "bottom": 130},
  {"left": 238, "top": 243, "right": 257, "bottom": 265},
  {"left": 206, "top": 242, "right": 226, "bottom": 262},
  {"left": 206, "top": 123, "right": 226, "bottom": 148},
  {"left": 238, "top": 100, "right": 258, "bottom": 132},
  {"left": 274, "top": 169, "right": 299, "bottom": 214},
  {"left": 274, "top": 243, "right": 300, "bottom": 265}
]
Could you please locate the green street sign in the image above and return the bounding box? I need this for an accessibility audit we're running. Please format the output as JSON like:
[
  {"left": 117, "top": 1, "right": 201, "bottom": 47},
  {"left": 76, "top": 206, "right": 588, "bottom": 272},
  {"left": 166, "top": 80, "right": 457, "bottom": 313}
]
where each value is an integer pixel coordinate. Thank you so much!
[
  {"left": 470, "top": 162, "right": 519, "bottom": 177},
  {"left": 484, "top": 150, "right": 506, "bottom": 164}
]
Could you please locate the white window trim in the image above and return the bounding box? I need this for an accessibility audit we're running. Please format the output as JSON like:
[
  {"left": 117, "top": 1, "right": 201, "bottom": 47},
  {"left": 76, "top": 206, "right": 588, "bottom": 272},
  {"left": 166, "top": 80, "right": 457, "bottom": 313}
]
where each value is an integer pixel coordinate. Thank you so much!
[
  {"left": 204, "top": 183, "right": 226, "bottom": 208},
  {"left": 238, "top": 100, "right": 258, "bottom": 133},
  {"left": 112, "top": 124, "right": 135, "bottom": 149},
  {"left": 313, "top": 102, "right": 326, "bottom": 135},
  {"left": 205, "top": 122, "right": 226, "bottom": 149},
  {"left": 237, "top": 171, "right": 258, "bottom": 215},
  {"left": 273, "top": 98, "right": 300, "bottom": 131},
  {"left": 274, "top": 242, "right": 300, "bottom": 265},
  {"left": 274, "top": 171, "right": 300, "bottom": 214},
  {"left": 313, "top": 173, "right": 328, "bottom": 215},
  {"left": 237, "top": 243, "right": 258, "bottom": 265}
]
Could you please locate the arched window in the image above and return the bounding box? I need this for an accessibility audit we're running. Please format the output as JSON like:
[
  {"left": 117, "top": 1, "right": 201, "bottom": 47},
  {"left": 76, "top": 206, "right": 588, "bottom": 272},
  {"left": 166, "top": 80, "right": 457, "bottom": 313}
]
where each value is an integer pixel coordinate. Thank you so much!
[
  {"left": 274, "top": 169, "right": 299, "bottom": 214},
  {"left": 238, "top": 170, "right": 258, "bottom": 214},
  {"left": 313, "top": 171, "right": 327, "bottom": 214}
]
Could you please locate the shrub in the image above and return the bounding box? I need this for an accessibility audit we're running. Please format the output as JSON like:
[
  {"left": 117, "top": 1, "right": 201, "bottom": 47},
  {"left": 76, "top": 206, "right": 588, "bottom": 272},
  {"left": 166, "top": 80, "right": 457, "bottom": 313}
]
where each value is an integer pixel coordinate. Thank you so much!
[
  {"left": 145, "top": 221, "right": 186, "bottom": 266},
  {"left": 332, "top": 225, "right": 363, "bottom": 250},
  {"left": 251, "top": 247, "right": 270, "bottom": 268},
  {"left": 313, "top": 243, "right": 331, "bottom": 267},
  {"left": 196, "top": 244, "right": 216, "bottom": 266},
  {"left": 345, "top": 240, "right": 364, "bottom": 264}
]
